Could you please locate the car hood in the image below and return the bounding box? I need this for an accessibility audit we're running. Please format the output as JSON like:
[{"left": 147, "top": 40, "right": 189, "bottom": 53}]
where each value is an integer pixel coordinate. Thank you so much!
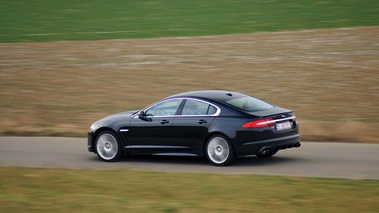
[
  {"left": 89, "top": 110, "right": 139, "bottom": 131},
  {"left": 101, "top": 110, "right": 139, "bottom": 121}
]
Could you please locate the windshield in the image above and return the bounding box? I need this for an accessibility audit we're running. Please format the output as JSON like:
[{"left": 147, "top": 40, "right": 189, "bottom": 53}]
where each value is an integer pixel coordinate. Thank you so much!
[{"left": 225, "top": 96, "right": 273, "bottom": 112}]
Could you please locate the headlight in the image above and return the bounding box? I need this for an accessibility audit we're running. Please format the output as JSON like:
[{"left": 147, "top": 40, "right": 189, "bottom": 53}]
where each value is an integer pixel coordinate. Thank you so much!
[{"left": 89, "top": 123, "right": 98, "bottom": 132}]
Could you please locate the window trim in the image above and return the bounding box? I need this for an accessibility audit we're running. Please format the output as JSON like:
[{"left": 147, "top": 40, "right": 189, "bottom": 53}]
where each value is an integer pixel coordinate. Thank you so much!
[{"left": 134, "top": 98, "right": 221, "bottom": 118}]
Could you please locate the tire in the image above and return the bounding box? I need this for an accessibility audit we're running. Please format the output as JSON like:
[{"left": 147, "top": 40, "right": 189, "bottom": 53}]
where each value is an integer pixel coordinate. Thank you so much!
[
  {"left": 95, "top": 131, "right": 122, "bottom": 162},
  {"left": 205, "top": 135, "right": 235, "bottom": 166},
  {"left": 256, "top": 149, "right": 278, "bottom": 158}
]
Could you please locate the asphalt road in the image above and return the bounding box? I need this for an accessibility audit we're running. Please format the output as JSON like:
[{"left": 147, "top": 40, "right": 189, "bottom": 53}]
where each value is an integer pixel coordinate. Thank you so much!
[{"left": 0, "top": 137, "right": 378, "bottom": 180}]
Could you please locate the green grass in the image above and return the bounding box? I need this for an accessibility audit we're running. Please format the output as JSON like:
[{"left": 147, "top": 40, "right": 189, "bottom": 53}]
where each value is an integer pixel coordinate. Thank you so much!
[
  {"left": 0, "top": 167, "right": 378, "bottom": 213},
  {"left": 0, "top": 0, "right": 378, "bottom": 42}
]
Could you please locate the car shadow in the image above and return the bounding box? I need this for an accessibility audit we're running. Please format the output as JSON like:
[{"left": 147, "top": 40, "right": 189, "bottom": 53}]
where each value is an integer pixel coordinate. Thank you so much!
[
  {"left": 88, "top": 154, "right": 206, "bottom": 165},
  {"left": 121, "top": 155, "right": 209, "bottom": 166}
]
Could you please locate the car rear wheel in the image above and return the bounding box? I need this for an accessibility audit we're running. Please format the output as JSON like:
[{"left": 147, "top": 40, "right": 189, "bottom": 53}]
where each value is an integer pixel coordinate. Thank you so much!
[
  {"left": 95, "top": 131, "right": 122, "bottom": 162},
  {"left": 205, "top": 135, "right": 235, "bottom": 166}
]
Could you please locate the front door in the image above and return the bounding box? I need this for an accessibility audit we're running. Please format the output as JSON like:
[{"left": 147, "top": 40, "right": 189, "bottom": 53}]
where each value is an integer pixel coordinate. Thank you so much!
[{"left": 126, "top": 99, "right": 182, "bottom": 154}]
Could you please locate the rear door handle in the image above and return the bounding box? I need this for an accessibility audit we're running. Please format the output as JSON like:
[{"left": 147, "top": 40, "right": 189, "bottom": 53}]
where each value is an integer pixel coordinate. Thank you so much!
[
  {"left": 198, "top": 119, "right": 207, "bottom": 124},
  {"left": 160, "top": 120, "right": 169, "bottom": 124}
]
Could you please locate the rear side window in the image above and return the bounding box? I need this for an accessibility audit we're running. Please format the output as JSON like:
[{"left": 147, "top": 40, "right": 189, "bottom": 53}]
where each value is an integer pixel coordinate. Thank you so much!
[
  {"left": 207, "top": 105, "right": 217, "bottom": 115},
  {"left": 181, "top": 99, "right": 219, "bottom": 116},
  {"left": 225, "top": 96, "right": 273, "bottom": 112}
]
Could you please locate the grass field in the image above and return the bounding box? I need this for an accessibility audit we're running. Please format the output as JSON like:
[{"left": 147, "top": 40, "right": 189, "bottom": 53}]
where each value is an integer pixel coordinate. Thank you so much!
[
  {"left": 1, "top": 26, "right": 378, "bottom": 142},
  {"left": 0, "top": 0, "right": 378, "bottom": 42},
  {"left": 0, "top": 167, "right": 378, "bottom": 213}
]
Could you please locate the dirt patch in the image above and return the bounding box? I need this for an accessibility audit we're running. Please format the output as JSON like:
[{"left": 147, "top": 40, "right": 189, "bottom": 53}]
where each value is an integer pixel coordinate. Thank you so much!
[{"left": 0, "top": 26, "right": 378, "bottom": 142}]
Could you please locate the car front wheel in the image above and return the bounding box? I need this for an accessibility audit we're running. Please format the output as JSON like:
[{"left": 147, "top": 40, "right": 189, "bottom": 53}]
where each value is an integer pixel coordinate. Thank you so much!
[
  {"left": 205, "top": 135, "right": 235, "bottom": 166},
  {"left": 95, "top": 131, "right": 122, "bottom": 162}
]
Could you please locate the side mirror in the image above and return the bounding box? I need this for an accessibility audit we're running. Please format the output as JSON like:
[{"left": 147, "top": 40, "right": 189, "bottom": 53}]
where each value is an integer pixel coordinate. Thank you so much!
[
  {"left": 138, "top": 111, "right": 146, "bottom": 118},
  {"left": 138, "top": 111, "right": 152, "bottom": 121}
]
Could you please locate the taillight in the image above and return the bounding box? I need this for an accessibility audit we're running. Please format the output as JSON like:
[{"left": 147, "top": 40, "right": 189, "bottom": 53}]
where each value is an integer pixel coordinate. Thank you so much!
[
  {"left": 291, "top": 113, "right": 297, "bottom": 121},
  {"left": 242, "top": 118, "right": 274, "bottom": 128}
]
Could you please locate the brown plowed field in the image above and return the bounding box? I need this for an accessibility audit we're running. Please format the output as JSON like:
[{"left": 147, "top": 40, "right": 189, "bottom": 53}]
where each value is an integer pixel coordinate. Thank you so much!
[{"left": 1, "top": 26, "right": 378, "bottom": 142}]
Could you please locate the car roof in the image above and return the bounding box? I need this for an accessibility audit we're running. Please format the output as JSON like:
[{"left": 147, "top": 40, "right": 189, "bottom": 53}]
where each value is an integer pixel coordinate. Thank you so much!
[{"left": 167, "top": 90, "right": 247, "bottom": 103}]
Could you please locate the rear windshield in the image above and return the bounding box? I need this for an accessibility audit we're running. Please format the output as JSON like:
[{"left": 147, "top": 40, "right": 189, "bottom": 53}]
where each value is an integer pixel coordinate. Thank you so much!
[{"left": 225, "top": 96, "right": 273, "bottom": 112}]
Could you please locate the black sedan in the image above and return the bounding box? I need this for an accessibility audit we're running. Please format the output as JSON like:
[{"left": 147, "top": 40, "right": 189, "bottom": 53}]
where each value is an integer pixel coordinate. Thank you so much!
[{"left": 88, "top": 90, "right": 300, "bottom": 166}]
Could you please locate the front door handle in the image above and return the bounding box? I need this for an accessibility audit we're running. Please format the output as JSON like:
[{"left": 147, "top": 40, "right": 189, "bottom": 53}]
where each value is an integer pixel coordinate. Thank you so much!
[
  {"left": 198, "top": 119, "right": 207, "bottom": 124},
  {"left": 160, "top": 120, "right": 169, "bottom": 124}
]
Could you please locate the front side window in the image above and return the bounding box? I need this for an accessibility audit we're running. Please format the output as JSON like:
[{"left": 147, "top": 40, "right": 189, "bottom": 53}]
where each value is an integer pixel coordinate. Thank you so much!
[{"left": 145, "top": 99, "right": 182, "bottom": 116}]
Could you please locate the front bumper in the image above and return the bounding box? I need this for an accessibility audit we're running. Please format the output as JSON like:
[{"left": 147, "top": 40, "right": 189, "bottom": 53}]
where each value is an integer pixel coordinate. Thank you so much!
[{"left": 87, "top": 132, "right": 94, "bottom": 152}]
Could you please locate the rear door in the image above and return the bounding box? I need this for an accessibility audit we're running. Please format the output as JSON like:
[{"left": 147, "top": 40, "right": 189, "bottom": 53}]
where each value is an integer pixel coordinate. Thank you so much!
[{"left": 171, "top": 99, "right": 219, "bottom": 153}]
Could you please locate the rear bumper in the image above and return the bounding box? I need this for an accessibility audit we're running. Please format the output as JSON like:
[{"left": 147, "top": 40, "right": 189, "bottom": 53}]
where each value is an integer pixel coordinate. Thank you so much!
[{"left": 234, "top": 134, "right": 300, "bottom": 156}]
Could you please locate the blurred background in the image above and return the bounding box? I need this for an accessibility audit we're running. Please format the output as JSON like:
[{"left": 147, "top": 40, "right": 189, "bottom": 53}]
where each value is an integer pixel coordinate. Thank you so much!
[
  {"left": 1, "top": 1, "right": 379, "bottom": 213},
  {"left": 0, "top": 0, "right": 378, "bottom": 142}
]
